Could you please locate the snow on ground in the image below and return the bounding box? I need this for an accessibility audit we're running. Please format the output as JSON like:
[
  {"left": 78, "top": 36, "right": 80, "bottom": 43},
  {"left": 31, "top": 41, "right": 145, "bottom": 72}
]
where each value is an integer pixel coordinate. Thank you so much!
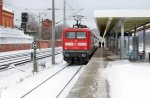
[
  {"left": 0, "top": 47, "right": 81, "bottom": 98},
  {"left": 0, "top": 51, "right": 63, "bottom": 89},
  {"left": 0, "top": 47, "right": 59, "bottom": 56},
  {"left": 20, "top": 66, "right": 81, "bottom": 98},
  {"left": 102, "top": 60, "right": 150, "bottom": 98}
]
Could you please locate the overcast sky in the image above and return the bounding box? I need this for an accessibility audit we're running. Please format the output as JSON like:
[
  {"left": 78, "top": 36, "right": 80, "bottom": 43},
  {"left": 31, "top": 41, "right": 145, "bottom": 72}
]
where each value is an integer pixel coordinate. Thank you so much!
[{"left": 4, "top": 0, "right": 150, "bottom": 28}]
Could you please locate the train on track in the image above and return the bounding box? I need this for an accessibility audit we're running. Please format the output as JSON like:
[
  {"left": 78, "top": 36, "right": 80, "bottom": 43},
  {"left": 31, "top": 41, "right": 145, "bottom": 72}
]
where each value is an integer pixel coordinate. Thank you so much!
[{"left": 62, "top": 27, "right": 98, "bottom": 64}]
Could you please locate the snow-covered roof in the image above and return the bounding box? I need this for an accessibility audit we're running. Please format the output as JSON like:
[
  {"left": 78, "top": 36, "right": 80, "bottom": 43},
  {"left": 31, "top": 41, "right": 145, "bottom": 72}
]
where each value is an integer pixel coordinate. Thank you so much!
[
  {"left": 0, "top": 27, "right": 32, "bottom": 39},
  {"left": 0, "top": 27, "right": 33, "bottom": 44},
  {"left": 3, "top": 7, "right": 13, "bottom": 13}
]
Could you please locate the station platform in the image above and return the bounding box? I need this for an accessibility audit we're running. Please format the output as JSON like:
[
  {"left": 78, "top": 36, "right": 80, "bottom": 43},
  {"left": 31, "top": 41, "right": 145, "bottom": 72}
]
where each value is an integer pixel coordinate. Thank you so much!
[{"left": 67, "top": 48, "right": 119, "bottom": 98}]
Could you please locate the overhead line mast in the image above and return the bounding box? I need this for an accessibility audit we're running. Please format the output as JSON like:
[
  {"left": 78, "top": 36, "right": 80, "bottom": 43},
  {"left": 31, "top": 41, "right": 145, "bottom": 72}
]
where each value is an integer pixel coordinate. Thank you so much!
[
  {"left": 52, "top": 0, "right": 55, "bottom": 64},
  {"left": 64, "top": 0, "right": 66, "bottom": 27}
]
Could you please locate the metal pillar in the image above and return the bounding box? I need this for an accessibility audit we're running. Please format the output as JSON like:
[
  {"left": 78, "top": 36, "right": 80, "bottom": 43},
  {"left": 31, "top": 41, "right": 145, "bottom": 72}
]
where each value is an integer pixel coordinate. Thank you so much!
[
  {"left": 115, "top": 31, "right": 118, "bottom": 54},
  {"left": 108, "top": 36, "right": 111, "bottom": 50},
  {"left": 134, "top": 24, "right": 136, "bottom": 37},
  {"left": 143, "top": 25, "right": 146, "bottom": 60},
  {"left": 109, "top": 36, "right": 111, "bottom": 49},
  {"left": 105, "top": 36, "right": 109, "bottom": 48},
  {"left": 64, "top": 0, "right": 66, "bottom": 27},
  {"left": 38, "top": 13, "right": 41, "bottom": 49},
  {"left": 52, "top": 0, "right": 55, "bottom": 64},
  {"left": 132, "top": 24, "right": 139, "bottom": 60},
  {"left": 113, "top": 31, "right": 115, "bottom": 53},
  {"left": 128, "top": 32, "right": 130, "bottom": 52},
  {"left": 105, "top": 36, "right": 107, "bottom": 47},
  {"left": 33, "top": 33, "right": 38, "bottom": 72},
  {"left": 24, "top": 31, "right": 37, "bottom": 72},
  {"left": 110, "top": 32, "right": 113, "bottom": 51},
  {"left": 120, "top": 19, "right": 125, "bottom": 60},
  {"left": 133, "top": 25, "right": 136, "bottom": 60},
  {"left": 110, "top": 33, "right": 113, "bottom": 50}
]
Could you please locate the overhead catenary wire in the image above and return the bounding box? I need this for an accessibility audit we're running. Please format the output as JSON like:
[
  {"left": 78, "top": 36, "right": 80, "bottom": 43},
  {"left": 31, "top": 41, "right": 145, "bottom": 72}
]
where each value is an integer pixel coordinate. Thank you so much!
[
  {"left": 68, "top": 0, "right": 92, "bottom": 28},
  {"left": 55, "top": 9, "right": 84, "bottom": 25},
  {"left": 4, "top": 0, "right": 85, "bottom": 28},
  {"left": 66, "top": 1, "right": 77, "bottom": 13},
  {"left": 64, "top": 0, "right": 92, "bottom": 28}
]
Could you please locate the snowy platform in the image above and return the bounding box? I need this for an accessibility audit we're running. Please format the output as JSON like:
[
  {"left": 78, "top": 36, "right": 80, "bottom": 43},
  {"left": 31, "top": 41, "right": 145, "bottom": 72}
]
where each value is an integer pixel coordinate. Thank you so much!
[{"left": 67, "top": 48, "right": 120, "bottom": 98}]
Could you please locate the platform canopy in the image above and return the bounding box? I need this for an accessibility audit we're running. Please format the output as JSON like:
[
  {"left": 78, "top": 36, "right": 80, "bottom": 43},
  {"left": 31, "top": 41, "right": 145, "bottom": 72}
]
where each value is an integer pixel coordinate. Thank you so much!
[{"left": 94, "top": 10, "right": 150, "bottom": 37}]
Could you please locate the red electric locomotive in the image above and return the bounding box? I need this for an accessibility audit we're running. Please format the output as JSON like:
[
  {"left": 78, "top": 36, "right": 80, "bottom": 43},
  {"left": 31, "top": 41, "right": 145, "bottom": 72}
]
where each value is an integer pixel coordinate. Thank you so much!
[{"left": 62, "top": 27, "right": 97, "bottom": 64}]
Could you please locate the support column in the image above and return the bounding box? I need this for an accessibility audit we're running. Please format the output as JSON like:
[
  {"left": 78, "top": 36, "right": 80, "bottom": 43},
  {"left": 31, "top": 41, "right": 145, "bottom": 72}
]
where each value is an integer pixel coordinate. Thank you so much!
[
  {"left": 113, "top": 31, "right": 115, "bottom": 53},
  {"left": 134, "top": 24, "right": 136, "bottom": 37},
  {"left": 105, "top": 36, "right": 108, "bottom": 48},
  {"left": 128, "top": 32, "right": 130, "bottom": 52},
  {"left": 120, "top": 19, "right": 125, "bottom": 60},
  {"left": 143, "top": 25, "right": 146, "bottom": 60},
  {"left": 33, "top": 33, "right": 38, "bottom": 72},
  {"left": 115, "top": 31, "right": 118, "bottom": 54},
  {"left": 111, "top": 33, "right": 113, "bottom": 51},
  {"left": 38, "top": 13, "right": 41, "bottom": 49},
  {"left": 132, "top": 24, "right": 139, "bottom": 60},
  {"left": 52, "top": 0, "right": 55, "bottom": 64},
  {"left": 109, "top": 36, "right": 111, "bottom": 49},
  {"left": 64, "top": 0, "right": 66, "bottom": 27},
  {"left": 133, "top": 25, "right": 137, "bottom": 60}
]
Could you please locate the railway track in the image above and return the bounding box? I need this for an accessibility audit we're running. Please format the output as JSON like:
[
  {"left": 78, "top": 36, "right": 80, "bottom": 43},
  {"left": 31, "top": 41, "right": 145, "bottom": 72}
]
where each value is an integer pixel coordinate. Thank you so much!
[
  {"left": 20, "top": 64, "right": 84, "bottom": 98},
  {"left": 0, "top": 48, "right": 62, "bottom": 70},
  {"left": 56, "top": 65, "right": 83, "bottom": 98}
]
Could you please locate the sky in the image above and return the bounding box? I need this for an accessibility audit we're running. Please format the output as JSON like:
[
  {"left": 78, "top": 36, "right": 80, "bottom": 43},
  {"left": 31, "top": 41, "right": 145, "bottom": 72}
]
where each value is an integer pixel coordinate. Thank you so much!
[{"left": 4, "top": 0, "right": 150, "bottom": 29}]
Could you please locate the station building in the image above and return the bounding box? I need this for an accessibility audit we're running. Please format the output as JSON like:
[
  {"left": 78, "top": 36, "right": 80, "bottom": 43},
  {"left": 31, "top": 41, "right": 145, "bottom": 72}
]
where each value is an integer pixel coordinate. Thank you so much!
[{"left": 0, "top": 0, "right": 14, "bottom": 28}]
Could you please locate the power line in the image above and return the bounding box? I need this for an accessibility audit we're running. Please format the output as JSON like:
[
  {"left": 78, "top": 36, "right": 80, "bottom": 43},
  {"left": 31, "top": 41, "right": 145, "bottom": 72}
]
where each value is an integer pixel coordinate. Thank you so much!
[
  {"left": 56, "top": 9, "right": 84, "bottom": 25},
  {"left": 66, "top": 2, "right": 77, "bottom": 13}
]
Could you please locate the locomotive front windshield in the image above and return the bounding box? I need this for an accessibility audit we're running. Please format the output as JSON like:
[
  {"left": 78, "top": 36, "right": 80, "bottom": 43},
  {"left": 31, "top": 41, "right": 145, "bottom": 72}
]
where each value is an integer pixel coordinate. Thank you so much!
[
  {"left": 66, "top": 32, "right": 75, "bottom": 38},
  {"left": 76, "top": 32, "right": 86, "bottom": 39},
  {"left": 66, "top": 32, "right": 86, "bottom": 39}
]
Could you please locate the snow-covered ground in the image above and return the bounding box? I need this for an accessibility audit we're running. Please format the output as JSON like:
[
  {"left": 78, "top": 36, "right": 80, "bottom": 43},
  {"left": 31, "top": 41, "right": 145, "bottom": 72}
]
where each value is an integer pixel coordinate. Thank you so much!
[
  {"left": 0, "top": 47, "right": 83, "bottom": 98},
  {"left": 102, "top": 60, "right": 150, "bottom": 98},
  {"left": 3, "top": 47, "right": 150, "bottom": 98},
  {"left": 0, "top": 48, "right": 53, "bottom": 56}
]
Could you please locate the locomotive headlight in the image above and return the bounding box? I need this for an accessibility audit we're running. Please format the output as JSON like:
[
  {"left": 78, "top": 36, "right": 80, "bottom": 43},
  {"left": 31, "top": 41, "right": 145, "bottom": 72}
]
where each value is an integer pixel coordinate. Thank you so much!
[
  {"left": 81, "top": 54, "right": 86, "bottom": 57},
  {"left": 78, "top": 43, "right": 87, "bottom": 46},
  {"left": 65, "top": 42, "right": 73, "bottom": 46},
  {"left": 65, "top": 53, "right": 69, "bottom": 57}
]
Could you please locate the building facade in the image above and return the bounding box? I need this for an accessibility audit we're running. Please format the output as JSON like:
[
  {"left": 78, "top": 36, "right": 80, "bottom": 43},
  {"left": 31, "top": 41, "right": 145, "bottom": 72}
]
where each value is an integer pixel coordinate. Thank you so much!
[
  {"left": 41, "top": 19, "right": 52, "bottom": 40},
  {"left": 0, "top": 0, "right": 2, "bottom": 26},
  {"left": 0, "top": 0, "right": 14, "bottom": 28}
]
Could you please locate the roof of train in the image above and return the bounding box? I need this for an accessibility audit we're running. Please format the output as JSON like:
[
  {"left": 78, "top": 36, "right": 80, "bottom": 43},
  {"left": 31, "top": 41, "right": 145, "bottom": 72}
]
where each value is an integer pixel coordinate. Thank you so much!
[{"left": 63, "top": 28, "right": 91, "bottom": 31}]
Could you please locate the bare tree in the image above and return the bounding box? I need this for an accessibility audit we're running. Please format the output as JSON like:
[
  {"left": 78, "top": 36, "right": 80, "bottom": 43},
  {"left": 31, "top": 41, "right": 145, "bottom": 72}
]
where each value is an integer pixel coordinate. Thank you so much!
[
  {"left": 41, "top": 24, "right": 66, "bottom": 40},
  {"left": 55, "top": 24, "right": 70, "bottom": 39},
  {"left": 26, "top": 14, "right": 39, "bottom": 34}
]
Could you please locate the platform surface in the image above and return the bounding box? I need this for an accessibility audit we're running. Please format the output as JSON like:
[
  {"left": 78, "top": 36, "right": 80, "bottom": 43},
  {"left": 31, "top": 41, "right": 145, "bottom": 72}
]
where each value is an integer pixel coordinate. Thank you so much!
[{"left": 67, "top": 48, "right": 119, "bottom": 98}]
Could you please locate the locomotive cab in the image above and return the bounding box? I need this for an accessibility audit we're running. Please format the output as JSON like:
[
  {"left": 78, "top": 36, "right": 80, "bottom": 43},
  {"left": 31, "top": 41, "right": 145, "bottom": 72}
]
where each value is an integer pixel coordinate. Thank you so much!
[{"left": 62, "top": 28, "right": 96, "bottom": 64}]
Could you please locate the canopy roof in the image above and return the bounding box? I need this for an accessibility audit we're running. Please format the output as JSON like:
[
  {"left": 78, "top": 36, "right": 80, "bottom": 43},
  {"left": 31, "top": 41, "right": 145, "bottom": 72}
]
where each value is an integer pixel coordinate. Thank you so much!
[{"left": 94, "top": 10, "right": 150, "bottom": 37}]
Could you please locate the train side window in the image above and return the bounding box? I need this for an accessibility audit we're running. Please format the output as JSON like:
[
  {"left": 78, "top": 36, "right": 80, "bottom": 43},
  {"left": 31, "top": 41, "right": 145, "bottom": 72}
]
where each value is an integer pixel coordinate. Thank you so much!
[
  {"left": 76, "top": 32, "right": 86, "bottom": 39},
  {"left": 66, "top": 32, "right": 75, "bottom": 38}
]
